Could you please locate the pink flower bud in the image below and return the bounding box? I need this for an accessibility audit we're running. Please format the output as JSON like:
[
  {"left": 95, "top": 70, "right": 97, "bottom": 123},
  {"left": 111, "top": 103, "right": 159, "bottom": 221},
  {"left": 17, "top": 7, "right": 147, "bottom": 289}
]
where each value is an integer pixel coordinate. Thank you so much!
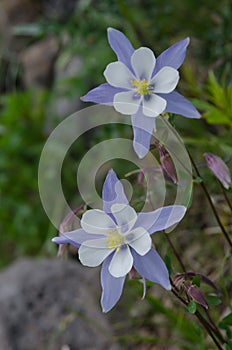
[
  {"left": 172, "top": 274, "right": 184, "bottom": 288},
  {"left": 59, "top": 206, "right": 83, "bottom": 234},
  {"left": 159, "top": 146, "right": 178, "bottom": 184},
  {"left": 57, "top": 206, "right": 83, "bottom": 258},
  {"left": 129, "top": 267, "right": 141, "bottom": 280},
  {"left": 184, "top": 282, "right": 208, "bottom": 309},
  {"left": 137, "top": 170, "right": 145, "bottom": 185},
  {"left": 204, "top": 153, "right": 231, "bottom": 189}
]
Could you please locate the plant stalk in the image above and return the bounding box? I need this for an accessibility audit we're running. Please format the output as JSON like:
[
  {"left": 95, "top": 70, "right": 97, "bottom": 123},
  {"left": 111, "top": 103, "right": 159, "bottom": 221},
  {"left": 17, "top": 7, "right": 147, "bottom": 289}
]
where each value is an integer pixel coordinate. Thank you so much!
[
  {"left": 163, "top": 230, "right": 186, "bottom": 273},
  {"left": 189, "top": 153, "right": 232, "bottom": 249},
  {"left": 171, "top": 285, "right": 225, "bottom": 349},
  {"left": 218, "top": 180, "right": 232, "bottom": 212}
]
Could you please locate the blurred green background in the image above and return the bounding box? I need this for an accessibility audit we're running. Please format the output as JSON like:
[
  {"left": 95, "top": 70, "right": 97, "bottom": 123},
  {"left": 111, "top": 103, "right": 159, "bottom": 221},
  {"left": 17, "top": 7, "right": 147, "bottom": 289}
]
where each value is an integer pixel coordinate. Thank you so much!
[{"left": 0, "top": 1, "right": 232, "bottom": 348}]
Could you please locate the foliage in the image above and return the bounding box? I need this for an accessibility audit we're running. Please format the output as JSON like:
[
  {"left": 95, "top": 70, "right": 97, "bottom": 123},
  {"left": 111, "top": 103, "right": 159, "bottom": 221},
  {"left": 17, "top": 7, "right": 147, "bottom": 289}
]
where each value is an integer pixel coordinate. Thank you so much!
[
  {"left": 194, "top": 71, "right": 232, "bottom": 126},
  {"left": 0, "top": 90, "right": 49, "bottom": 266}
]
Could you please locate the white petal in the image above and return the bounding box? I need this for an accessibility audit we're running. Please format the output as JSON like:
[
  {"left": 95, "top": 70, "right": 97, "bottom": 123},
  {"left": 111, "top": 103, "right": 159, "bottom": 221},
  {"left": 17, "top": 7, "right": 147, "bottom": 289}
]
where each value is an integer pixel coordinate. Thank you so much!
[
  {"left": 81, "top": 238, "right": 109, "bottom": 248},
  {"left": 104, "top": 61, "right": 135, "bottom": 89},
  {"left": 131, "top": 47, "right": 156, "bottom": 81},
  {"left": 109, "top": 246, "right": 133, "bottom": 277},
  {"left": 79, "top": 245, "right": 113, "bottom": 267},
  {"left": 127, "top": 227, "right": 151, "bottom": 256},
  {"left": 114, "top": 91, "right": 141, "bottom": 115},
  {"left": 81, "top": 209, "right": 115, "bottom": 234},
  {"left": 111, "top": 204, "right": 137, "bottom": 233},
  {"left": 152, "top": 66, "right": 179, "bottom": 93},
  {"left": 142, "top": 94, "right": 166, "bottom": 117}
]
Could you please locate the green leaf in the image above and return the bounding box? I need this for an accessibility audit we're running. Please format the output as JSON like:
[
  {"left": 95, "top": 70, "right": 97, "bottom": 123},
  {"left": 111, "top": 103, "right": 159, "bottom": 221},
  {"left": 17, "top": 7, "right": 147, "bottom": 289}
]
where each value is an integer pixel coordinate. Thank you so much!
[
  {"left": 225, "top": 339, "right": 232, "bottom": 350},
  {"left": 192, "top": 71, "right": 232, "bottom": 126},
  {"left": 204, "top": 108, "right": 232, "bottom": 125},
  {"left": 192, "top": 275, "right": 201, "bottom": 287},
  {"left": 187, "top": 301, "right": 197, "bottom": 314},
  {"left": 164, "top": 255, "right": 173, "bottom": 275},
  {"left": 221, "top": 313, "right": 232, "bottom": 326},
  {"left": 168, "top": 114, "right": 176, "bottom": 126},
  {"left": 206, "top": 295, "right": 222, "bottom": 307},
  {"left": 193, "top": 177, "right": 203, "bottom": 184},
  {"left": 207, "top": 71, "right": 226, "bottom": 108}
]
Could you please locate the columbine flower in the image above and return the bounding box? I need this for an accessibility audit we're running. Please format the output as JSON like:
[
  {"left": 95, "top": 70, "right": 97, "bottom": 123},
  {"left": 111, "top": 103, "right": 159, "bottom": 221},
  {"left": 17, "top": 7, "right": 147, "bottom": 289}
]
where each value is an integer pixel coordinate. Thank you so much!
[
  {"left": 82, "top": 28, "right": 200, "bottom": 158},
  {"left": 52, "top": 169, "right": 186, "bottom": 312},
  {"left": 204, "top": 153, "right": 231, "bottom": 189}
]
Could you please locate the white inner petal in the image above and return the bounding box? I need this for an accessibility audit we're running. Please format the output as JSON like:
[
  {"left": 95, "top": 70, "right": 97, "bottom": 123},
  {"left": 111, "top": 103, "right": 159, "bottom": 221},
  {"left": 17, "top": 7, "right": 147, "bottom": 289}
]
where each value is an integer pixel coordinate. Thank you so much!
[
  {"left": 131, "top": 47, "right": 156, "bottom": 81},
  {"left": 81, "top": 238, "right": 109, "bottom": 249},
  {"left": 114, "top": 91, "right": 141, "bottom": 115},
  {"left": 79, "top": 245, "right": 113, "bottom": 267},
  {"left": 109, "top": 245, "right": 133, "bottom": 277},
  {"left": 151, "top": 66, "right": 179, "bottom": 93},
  {"left": 104, "top": 61, "right": 135, "bottom": 89},
  {"left": 111, "top": 203, "right": 137, "bottom": 233},
  {"left": 127, "top": 227, "right": 152, "bottom": 256},
  {"left": 81, "top": 209, "right": 115, "bottom": 234},
  {"left": 142, "top": 94, "right": 167, "bottom": 117}
]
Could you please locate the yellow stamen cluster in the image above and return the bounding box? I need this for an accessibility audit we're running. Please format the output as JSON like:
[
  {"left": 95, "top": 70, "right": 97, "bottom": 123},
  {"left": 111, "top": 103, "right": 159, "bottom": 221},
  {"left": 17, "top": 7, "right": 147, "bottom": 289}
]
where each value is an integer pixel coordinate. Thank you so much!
[
  {"left": 106, "top": 229, "right": 124, "bottom": 251},
  {"left": 131, "top": 79, "right": 150, "bottom": 96}
]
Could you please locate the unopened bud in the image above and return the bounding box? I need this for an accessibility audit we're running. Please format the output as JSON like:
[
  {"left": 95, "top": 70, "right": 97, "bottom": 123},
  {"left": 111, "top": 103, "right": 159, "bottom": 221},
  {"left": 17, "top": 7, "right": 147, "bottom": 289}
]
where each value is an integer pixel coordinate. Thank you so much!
[
  {"left": 184, "top": 282, "right": 208, "bottom": 309},
  {"left": 57, "top": 206, "right": 83, "bottom": 258},
  {"left": 204, "top": 153, "right": 231, "bottom": 189},
  {"left": 137, "top": 169, "right": 145, "bottom": 185},
  {"left": 129, "top": 267, "right": 141, "bottom": 280},
  {"left": 159, "top": 146, "right": 178, "bottom": 184},
  {"left": 172, "top": 274, "right": 184, "bottom": 288}
]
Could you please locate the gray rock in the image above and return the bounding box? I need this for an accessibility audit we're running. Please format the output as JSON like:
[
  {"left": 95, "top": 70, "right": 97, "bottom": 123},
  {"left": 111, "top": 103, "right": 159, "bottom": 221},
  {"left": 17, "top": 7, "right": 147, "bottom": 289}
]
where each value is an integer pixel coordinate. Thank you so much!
[{"left": 0, "top": 258, "right": 121, "bottom": 350}]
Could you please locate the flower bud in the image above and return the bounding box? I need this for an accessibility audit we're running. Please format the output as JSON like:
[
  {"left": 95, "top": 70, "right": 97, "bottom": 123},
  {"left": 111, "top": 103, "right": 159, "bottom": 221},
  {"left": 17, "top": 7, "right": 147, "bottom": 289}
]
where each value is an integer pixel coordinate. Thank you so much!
[
  {"left": 137, "top": 169, "right": 145, "bottom": 185},
  {"left": 57, "top": 206, "right": 83, "bottom": 258},
  {"left": 129, "top": 267, "right": 141, "bottom": 280},
  {"left": 184, "top": 282, "right": 208, "bottom": 309},
  {"left": 159, "top": 146, "right": 178, "bottom": 184},
  {"left": 204, "top": 153, "right": 231, "bottom": 189}
]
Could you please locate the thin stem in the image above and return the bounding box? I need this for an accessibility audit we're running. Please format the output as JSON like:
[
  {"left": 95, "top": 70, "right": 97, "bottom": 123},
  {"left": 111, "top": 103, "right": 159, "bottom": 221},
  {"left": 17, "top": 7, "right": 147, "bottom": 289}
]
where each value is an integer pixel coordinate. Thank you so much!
[
  {"left": 196, "top": 312, "right": 224, "bottom": 350},
  {"left": 189, "top": 153, "right": 232, "bottom": 249},
  {"left": 172, "top": 283, "right": 220, "bottom": 339},
  {"left": 163, "top": 205, "right": 226, "bottom": 346},
  {"left": 162, "top": 215, "right": 226, "bottom": 346},
  {"left": 171, "top": 286, "right": 224, "bottom": 349},
  {"left": 163, "top": 230, "right": 186, "bottom": 272},
  {"left": 218, "top": 180, "right": 232, "bottom": 212},
  {"left": 204, "top": 309, "right": 226, "bottom": 344}
]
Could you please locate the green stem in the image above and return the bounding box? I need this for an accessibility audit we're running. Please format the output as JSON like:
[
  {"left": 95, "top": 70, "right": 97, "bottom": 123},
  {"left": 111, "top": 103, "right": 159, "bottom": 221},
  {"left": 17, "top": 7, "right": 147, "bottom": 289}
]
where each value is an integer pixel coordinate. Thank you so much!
[
  {"left": 163, "top": 230, "right": 186, "bottom": 273},
  {"left": 171, "top": 285, "right": 224, "bottom": 349},
  {"left": 218, "top": 180, "right": 232, "bottom": 212},
  {"left": 204, "top": 309, "right": 226, "bottom": 344},
  {"left": 189, "top": 153, "right": 232, "bottom": 249}
]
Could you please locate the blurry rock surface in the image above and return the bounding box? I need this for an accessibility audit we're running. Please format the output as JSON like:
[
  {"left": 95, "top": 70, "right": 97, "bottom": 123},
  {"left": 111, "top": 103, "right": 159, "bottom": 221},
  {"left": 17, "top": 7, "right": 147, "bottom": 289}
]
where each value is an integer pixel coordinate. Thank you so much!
[{"left": 0, "top": 258, "right": 120, "bottom": 350}]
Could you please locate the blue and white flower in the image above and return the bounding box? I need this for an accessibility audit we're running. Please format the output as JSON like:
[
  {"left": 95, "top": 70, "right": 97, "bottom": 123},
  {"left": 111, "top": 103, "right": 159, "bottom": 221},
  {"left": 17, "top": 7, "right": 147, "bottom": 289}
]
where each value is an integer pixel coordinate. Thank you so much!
[
  {"left": 82, "top": 28, "right": 201, "bottom": 158},
  {"left": 52, "top": 169, "right": 186, "bottom": 312}
]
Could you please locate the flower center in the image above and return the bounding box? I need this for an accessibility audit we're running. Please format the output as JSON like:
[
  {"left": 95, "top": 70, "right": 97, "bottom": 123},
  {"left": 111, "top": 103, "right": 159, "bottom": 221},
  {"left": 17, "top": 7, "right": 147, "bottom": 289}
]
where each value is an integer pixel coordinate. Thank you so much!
[
  {"left": 106, "top": 228, "right": 124, "bottom": 251},
  {"left": 131, "top": 79, "right": 151, "bottom": 96}
]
